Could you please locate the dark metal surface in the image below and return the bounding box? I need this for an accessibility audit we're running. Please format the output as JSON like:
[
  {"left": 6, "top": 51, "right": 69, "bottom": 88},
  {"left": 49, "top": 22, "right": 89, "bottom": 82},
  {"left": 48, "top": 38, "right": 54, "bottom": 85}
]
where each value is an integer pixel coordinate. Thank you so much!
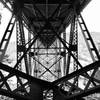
[
  {"left": 1, "top": 0, "right": 100, "bottom": 100},
  {"left": 12, "top": 0, "right": 91, "bottom": 47}
]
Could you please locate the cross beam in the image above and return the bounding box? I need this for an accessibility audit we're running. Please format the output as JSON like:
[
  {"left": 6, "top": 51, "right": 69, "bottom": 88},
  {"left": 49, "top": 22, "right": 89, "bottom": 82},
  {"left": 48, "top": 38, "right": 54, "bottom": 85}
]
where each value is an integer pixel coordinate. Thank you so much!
[
  {"left": 0, "top": 62, "right": 51, "bottom": 88},
  {"left": 53, "top": 60, "right": 100, "bottom": 85}
]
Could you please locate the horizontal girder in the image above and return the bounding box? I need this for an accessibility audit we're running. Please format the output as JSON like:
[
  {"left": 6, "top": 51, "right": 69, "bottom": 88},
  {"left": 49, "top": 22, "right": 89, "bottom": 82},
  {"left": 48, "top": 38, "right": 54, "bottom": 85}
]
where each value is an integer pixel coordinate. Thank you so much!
[
  {"left": 13, "top": 0, "right": 91, "bottom": 5},
  {"left": 0, "top": 59, "right": 100, "bottom": 99},
  {"left": 0, "top": 62, "right": 51, "bottom": 88},
  {"left": 10, "top": 0, "right": 91, "bottom": 47},
  {"left": 1, "top": 0, "right": 100, "bottom": 100}
]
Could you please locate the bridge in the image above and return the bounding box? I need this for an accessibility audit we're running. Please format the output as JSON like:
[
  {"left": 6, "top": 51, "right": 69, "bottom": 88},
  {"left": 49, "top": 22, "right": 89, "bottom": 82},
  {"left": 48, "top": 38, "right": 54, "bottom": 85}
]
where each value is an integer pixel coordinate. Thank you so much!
[{"left": 0, "top": 0, "right": 100, "bottom": 100}]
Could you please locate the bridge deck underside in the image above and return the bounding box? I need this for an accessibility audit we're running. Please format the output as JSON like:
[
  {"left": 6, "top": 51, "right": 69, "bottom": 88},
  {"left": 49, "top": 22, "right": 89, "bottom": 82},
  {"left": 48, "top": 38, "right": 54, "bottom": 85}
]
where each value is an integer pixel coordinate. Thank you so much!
[
  {"left": 1, "top": 0, "right": 99, "bottom": 100},
  {"left": 13, "top": 0, "right": 91, "bottom": 47}
]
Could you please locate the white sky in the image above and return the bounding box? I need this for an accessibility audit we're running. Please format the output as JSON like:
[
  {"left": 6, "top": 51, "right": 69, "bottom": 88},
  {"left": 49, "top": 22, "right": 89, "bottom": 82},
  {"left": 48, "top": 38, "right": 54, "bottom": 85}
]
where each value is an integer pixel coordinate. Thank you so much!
[{"left": 82, "top": 0, "right": 100, "bottom": 32}]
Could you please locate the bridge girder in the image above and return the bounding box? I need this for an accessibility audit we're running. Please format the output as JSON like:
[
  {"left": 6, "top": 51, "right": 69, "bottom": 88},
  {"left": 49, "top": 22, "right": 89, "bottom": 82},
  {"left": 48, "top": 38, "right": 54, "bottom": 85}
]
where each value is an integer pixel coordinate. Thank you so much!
[{"left": 0, "top": 0, "right": 100, "bottom": 100}]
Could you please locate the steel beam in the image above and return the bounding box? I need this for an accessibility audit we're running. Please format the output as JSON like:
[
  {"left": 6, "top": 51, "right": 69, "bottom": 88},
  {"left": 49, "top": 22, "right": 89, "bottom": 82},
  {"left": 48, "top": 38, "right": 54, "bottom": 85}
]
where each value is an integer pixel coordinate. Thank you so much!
[
  {"left": 0, "top": 15, "right": 15, "bottom": 62},
  {"left": 0, "top": 62, "right": 51, "bottom": 88},
  {"left": 14, "top": 0, "right": 72, "bottom": 4},
  {"left": 66, "top": 85, "right": 100, "bottom": 100},
  {"left": 52, "top": 60, "right": 100, "bottom": 99},
  {"left": 0, "top": 0, "right": 12, "bottom": 12},
  {"left": 52, "top": 60, "right": 100, "bottom": 85},
  {"left": 0, "top": 88, "right": 32, "bottom": 100}
]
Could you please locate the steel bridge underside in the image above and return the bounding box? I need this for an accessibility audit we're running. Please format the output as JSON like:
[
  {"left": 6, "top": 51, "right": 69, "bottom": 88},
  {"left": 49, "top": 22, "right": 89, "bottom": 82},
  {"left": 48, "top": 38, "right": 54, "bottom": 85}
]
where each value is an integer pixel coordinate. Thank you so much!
[{"left": 1, "top": 0, "right": 100, "bottom": 100}]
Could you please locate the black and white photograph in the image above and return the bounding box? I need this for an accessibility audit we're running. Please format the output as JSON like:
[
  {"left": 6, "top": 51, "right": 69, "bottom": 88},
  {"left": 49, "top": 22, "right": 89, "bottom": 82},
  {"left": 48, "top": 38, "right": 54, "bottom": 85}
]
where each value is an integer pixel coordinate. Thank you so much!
[{"left": 0, "top": 0, "right": 100, "bottom": 100}]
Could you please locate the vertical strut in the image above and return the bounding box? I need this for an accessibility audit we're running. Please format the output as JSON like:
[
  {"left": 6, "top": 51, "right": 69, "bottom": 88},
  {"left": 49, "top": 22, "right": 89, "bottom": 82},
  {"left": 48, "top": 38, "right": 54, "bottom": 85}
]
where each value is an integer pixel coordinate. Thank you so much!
[
  {"left": 56, "top": 39, "right": 61, "bottom": 78},
  {"left": 18, "top": 20, "right": 29, "bottom": 74},
  {"left": 28, "top": 31, "right": 32, "bottom": 75},
  {"left": 73, "top": 17, "right": 78, "bottom": 86},
  {"left": 16, "top": 20, "right": 22, "bottom": 71},
  {"left": 0, "top": 15, "right": 15, "bottom": 62},
  {"left": 66, "top": 15, "right": 79, "bottom": 95},
  {"left": 0, "top": 0, "right": 12, "bottom": 12},
  {"left": 33, "top": 40, "right": 38, "bottom": 77},
  {"left": 63, "top": 32, "right": 67, "bottom": 76},
  {"left": 78, "top": 14, "right": 100, "bottom": 90},
  {"left": 16, "top": 20, "right": 22, "bottom": 88},
  {"left": 78, "top": 14, "right": 100, "bottom": 61},
  {"left": 16, "top": 21, "right": 31, "bottom": 93},
  {"left": 73, "top": 17, "right": 78, "bottom": 70},
  {"left": 66, "top": 15, "right": 76, "bottom": 75},
  {"left": 16, "top": 20, "right": 29, "bottom": 74}
]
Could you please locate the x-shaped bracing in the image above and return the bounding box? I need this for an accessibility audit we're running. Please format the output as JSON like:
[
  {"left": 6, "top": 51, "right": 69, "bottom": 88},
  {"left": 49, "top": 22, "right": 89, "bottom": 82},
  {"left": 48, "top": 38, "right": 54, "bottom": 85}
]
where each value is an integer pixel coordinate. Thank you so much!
[{"left": 0, "top": 59, "right": 100, "bottom": 100}]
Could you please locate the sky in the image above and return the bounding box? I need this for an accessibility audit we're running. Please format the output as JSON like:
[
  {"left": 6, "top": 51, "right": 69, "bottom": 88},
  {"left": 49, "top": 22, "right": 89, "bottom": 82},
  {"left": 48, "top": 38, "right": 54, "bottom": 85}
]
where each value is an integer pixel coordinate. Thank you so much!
[{"left": 82, "top": 0, "right": 100, "bottom": 32}]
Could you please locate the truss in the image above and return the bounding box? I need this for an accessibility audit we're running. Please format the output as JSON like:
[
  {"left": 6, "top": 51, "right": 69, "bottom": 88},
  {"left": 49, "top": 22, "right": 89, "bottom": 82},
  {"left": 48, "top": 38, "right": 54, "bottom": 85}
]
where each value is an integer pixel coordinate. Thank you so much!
[{"left": 0, "top": 0, "right": 100, "bottom": 100}]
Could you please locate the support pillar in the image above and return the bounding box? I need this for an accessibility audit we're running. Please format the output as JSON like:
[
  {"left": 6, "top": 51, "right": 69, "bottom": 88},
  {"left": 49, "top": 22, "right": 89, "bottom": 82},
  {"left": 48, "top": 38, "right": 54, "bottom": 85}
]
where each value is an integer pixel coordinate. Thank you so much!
[{"left": 30, "top": 82, "right": 43, "bottom": 100}]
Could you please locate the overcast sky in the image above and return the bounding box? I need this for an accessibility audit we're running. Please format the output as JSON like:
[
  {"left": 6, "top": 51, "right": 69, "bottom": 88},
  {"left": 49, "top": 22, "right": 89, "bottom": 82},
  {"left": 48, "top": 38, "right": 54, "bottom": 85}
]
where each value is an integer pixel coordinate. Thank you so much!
[{"left": 82, "top": 0, "right": 100, "bottom": 32}]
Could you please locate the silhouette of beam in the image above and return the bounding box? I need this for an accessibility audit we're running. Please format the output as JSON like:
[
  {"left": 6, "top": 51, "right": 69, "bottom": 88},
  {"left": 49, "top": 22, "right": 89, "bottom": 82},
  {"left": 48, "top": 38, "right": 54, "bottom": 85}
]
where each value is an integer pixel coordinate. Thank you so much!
[
  {"left": 66, "top": 85, "right": 100, "bottom": 100},
  {"left": 0, "top": 62, "right": 51, "bottom": 88},
  {"left": 15, "top": 0, "right": 72, "bottom": 4},
  {"left": 52, "top": 60, "right": 100, "bottom": 85},
  {"left": 0, "top": 89, "right": 32, "bottom": 100}
]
